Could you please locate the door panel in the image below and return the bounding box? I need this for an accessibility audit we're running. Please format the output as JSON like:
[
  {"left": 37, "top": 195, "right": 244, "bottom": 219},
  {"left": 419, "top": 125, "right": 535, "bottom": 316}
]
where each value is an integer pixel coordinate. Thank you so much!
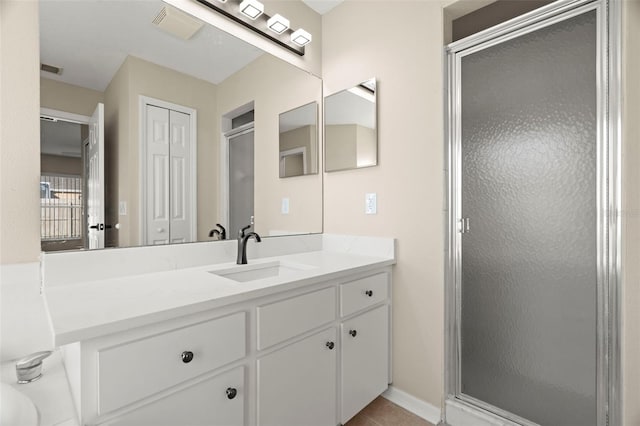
[
  {"left": 87, "top": 103, "right": 105, "bottom": 249},
  {"left": 168, "top": 110, "right": 192, "bottom": 243},
  {"left": 146, "top": 105, "right": 170, "bottom": 245},
  {"left": 458, "top": 10, "right": 598, "bottom": 426},
  {"left": 257, "top": 328, "right": 337, "bottom": 426}
]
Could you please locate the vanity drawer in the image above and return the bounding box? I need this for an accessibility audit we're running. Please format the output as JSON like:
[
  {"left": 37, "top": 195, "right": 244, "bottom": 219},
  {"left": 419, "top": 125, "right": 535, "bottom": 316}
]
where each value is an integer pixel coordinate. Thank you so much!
[
  {"left": 97, "top": 311, "right": 246, "bottom": 415},
  {"left": 257, "top": 286, "right": 336, "bottom": 350},
  {"left": 340, "top": 273, "right": 389, "bottom": 317}
]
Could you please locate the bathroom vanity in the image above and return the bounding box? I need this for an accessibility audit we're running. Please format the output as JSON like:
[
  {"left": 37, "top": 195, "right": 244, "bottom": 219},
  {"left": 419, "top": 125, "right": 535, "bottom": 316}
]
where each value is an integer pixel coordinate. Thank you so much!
[{"left": 43, "top": 235, "right": 395, "bottom": 426}]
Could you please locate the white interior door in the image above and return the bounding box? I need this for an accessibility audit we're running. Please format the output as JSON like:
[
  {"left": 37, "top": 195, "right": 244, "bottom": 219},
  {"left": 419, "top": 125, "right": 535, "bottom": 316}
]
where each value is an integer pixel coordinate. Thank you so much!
[
  {"left": 168, "top": 110, "right": 191, "bottom": 244},
  {"left": 146, "top": 105, "right": 170, "bottom": 245},
  {"left": 87, "top": 103, "right": 105, "bottom": 249},
  {"left": 144, "top": 103, "right": 194, "bottom": 245}
]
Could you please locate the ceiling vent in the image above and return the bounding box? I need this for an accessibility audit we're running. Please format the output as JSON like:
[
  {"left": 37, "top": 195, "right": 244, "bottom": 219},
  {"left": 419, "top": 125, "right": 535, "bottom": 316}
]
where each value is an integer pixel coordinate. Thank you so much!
[
  {"left": 152, "top": 5, "right": 204, "bottom": 40},
  {"left": 41, "top": 63, "right": 63, "bottom": 75}
]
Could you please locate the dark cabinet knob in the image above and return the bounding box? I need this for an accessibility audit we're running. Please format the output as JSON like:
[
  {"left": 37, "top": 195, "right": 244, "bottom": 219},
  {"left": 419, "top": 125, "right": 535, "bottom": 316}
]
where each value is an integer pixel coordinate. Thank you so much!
[
  {"left": 349, "top": 329, "right": 357, "bottom": 338},
  {"left": 326, "top": 341, "right": 335, "bottom": 350},
  {"left": 365, "top": 290, "right": 373, "bottom": 297},
  {"left": 181, "top": 351, "right": 194, "bottom": 363},
  {"left": 226, "top": 387, "right": 237, "bottom": 400}
]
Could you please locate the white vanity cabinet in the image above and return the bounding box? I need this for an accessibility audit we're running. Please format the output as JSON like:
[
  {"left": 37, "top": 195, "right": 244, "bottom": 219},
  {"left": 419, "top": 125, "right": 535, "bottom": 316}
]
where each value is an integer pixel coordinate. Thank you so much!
[
  {"left": 257, "top": 327, "right": 337, "bottom": 426},
  {"left": 61, "top": 266, "right": 392, "bottom": 426},
  {"left": 100, "top": 367, "right": 245, "bottom": 426},
  {"left": 339, "top": 272, "right": 391, "bottom": 424}
]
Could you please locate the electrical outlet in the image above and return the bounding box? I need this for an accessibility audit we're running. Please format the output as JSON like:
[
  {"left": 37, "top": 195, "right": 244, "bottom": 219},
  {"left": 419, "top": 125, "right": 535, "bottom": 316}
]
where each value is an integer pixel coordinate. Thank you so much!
[
  {"left": 365, "top": 193, "right": 377, "bottom": 215},
  {"left": 281, "top": 197, "right": 290, "bottom": 214}
]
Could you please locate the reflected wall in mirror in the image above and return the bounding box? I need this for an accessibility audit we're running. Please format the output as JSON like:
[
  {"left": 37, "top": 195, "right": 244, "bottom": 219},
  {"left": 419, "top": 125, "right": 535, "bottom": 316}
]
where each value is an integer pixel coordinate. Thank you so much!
[
  {"left": 324, "top": 78, "right": 377, "bottom": 172},
  {"left": 38, "top": 0, "right": 322, "bottom": 252},
  {"left": 279, "top": 102, "right": 318, "bottom": 178}
]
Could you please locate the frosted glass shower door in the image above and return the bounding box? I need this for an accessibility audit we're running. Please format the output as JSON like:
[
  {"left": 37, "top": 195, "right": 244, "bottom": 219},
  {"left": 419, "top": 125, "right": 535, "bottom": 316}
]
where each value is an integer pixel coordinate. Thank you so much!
[{"left": 458, "top": 9, "right": 598, "bottom": 426}]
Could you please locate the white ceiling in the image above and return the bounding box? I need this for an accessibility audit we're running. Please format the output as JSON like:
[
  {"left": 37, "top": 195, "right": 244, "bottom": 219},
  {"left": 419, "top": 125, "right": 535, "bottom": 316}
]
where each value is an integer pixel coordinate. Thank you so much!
[
  {"left": 280, "top": 102, "right": 317, "bottom": 133},
  {"left": 40, "top": 120, "right": 84, "bottom": 157},
  {"left": 39, "top": 0, "right": 264, "bottom": 92},
  {"left": 325, "top": 90, "right": 375, "bottom": 129},
  {"left": 301, "top": 0, "right": 344, "bottom": 15}
]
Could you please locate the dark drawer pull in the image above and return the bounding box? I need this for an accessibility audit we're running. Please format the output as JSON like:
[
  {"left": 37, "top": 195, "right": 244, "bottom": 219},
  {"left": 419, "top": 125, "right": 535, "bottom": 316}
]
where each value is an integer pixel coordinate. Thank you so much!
[
  {"left": 365, "top": 290, "right": 373, "bottom": 297},
  {"left": 326, "top": 341, "right": 335, "bottom": 350},
  {"left": 349, "top": 329, "right": 357, "bottom": 338},
  {"left": 226, "top": 387, "right": 237, "bottom": 400},
  {"left": 181, "top": 351, "right": 194, "bottom": 363}
]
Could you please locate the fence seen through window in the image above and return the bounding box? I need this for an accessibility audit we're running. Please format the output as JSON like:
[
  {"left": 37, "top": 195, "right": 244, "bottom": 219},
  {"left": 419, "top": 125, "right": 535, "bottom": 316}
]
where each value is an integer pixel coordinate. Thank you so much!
[{"left": 40, "top": 174, "right": 83, "bottom": 241}]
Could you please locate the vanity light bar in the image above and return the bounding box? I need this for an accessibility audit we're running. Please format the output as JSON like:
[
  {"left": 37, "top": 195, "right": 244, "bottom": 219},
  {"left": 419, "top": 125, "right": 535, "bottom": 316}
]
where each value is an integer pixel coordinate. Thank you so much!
[
  {"left": 267, "top": 14, "right": 290, "bottom": 34},
  {"left": 239, "top": 0, "right": 264, "bottom": 20},
  {"left": 195, "top": 0, "right": 308, "bottom": 56}
]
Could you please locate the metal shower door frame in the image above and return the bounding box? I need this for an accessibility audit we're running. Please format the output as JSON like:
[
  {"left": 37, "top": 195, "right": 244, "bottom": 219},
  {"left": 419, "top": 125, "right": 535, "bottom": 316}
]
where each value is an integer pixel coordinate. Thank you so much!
[{"left": 443, "top": 0, "right": 622, "bottom": 425}]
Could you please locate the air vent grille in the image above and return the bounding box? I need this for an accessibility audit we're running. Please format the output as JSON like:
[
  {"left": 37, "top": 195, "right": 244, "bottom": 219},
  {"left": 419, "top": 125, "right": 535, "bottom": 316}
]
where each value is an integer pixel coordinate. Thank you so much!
[
  {"left": 41, "top": 63, "right": 63, "bottom": 75},
  {"left": 152, "top": 7, "right": 167, "bottom": 25},
  {"left": 151, "top": 5, "right": 203, "bottom": 40}
]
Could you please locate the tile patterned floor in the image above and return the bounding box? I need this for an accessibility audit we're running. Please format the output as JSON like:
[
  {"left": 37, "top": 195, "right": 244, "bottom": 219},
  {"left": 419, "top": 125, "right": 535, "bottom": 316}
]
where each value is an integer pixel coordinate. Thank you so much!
[{"left": 345, "top": 396, "right": 435, "bottom": 426}]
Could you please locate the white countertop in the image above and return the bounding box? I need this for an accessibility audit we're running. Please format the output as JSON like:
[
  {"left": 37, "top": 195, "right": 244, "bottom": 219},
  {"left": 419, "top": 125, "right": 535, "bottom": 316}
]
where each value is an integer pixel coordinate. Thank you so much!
[{"left": 44, "top": 249, "right": 395, "bottom": 346}]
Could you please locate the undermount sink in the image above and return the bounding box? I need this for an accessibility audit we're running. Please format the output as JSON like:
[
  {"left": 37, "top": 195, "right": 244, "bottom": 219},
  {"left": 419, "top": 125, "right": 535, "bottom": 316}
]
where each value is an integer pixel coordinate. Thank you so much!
[{"left": 209, "top": 260, "right": 315, "bottom": 282}]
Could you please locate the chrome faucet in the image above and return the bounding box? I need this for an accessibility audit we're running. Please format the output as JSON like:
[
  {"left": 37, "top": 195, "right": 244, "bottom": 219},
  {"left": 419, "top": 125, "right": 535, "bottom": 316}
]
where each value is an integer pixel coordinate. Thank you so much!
[
  {"left": 208, "top": 223, "right": 226, "bottom": 240},
  {"left": 237, "top": 224, "right": 261, "bottom": 264}
]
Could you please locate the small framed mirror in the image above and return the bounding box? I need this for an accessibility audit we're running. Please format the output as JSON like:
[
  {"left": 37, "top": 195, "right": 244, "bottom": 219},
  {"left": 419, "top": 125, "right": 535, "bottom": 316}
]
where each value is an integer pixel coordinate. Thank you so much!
[
  {"left": 279, "top": 102, "right": 319, "bottom": 178},
  {"left": 324, "top": 78, "right": 377, "bottom": 172}
]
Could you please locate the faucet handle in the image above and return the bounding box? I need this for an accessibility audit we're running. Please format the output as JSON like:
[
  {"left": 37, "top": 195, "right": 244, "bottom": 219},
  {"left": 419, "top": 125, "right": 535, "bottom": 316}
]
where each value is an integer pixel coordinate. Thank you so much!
[
  {"left": 239, "top": 224, "right": 251, "bottom": 238},
  {"left": 215, "top": 224, "right": 226, "bottom": 240}
]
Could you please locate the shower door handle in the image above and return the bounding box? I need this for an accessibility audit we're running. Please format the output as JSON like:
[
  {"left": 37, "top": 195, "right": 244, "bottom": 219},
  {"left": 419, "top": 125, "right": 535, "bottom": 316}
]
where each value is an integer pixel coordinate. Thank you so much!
[{"left": 460, "top": 218, "right": 470, "bottom": 234}]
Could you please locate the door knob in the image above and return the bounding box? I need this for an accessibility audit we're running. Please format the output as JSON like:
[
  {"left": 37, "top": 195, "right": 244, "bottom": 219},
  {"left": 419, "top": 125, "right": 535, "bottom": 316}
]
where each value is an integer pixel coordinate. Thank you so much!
[
  {"left": 226, "top": 387, "right": 237, "bottom": 400},
  {"left": 349, "top": 329, "right": 357, "bottom": 338},
  {"left": 181, "top": 351, "right": 194, "bottom": 363}
]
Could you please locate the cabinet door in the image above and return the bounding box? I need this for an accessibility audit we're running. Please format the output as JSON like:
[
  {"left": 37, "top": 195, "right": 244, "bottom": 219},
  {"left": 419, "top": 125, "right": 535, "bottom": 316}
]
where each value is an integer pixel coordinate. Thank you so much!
[
  {"left": 257, "top": 328, "right": 337, "bottom": 426},
  {"left": 341, "top": 305, "right": 389, "bottom": 424},
  {"left": 101, "top": 367, "right": 244, "bottom": 426}
]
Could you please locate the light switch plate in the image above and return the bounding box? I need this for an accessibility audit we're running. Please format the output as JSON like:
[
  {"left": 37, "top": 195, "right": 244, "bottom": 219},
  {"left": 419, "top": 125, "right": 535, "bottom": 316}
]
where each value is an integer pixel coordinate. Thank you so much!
[
  {"left": 365, "top": 193, "right": 377, "bottom": 215},
  {"left": 281, "top": 197, "right": 290, "bottom": 214},
  {"left": 119, "top": 201, "right": 127, "bottom": 215}
]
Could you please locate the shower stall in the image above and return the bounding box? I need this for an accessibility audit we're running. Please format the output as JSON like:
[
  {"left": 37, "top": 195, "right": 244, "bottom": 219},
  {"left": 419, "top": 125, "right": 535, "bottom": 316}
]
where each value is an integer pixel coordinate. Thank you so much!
[{"left": 444, "top": 0, "right": 621, "bottom": 425}]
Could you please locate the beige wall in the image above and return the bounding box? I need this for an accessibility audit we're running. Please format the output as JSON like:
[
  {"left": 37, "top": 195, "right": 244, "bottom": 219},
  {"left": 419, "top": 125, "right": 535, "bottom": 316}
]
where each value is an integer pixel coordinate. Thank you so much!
[
  {"left": 622, "top": 0, "right": 640, "bottom": 423},
  {"left": 0, "top": 1, "right": 41, "bottom": 264},
  {"left": 103, "top": 59, "right": 130, "bottom": 247},
  {"left": 325, "top": 125, "right": 357, "bottom": 171},
  {"left": 325, "top": 124, "right": 376, "bottom": 171},
  {"left": 102, "top": 56, "right": 219, "bottom": 246},
  {"left": 322, "top": 0, "right": 446, "bottom": 406},
  {"left": 280, "top": 125, "right": 317, "bottom": 174},
  {"left": 218, "top": 54, "right": 322, "bottom": 236},
  {"left": 40, "top": 78, "right": 104, "bottom": 117},
  {"left": 40, "top": 154, "right": 82, "bottom": 176}
]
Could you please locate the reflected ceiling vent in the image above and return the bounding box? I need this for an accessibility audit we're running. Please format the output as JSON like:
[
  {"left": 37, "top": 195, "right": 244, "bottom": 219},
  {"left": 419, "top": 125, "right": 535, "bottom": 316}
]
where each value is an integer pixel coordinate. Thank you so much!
[
  {"left": 41, "top": 63, "right": 63, "bottom": 75},
  {"left": 152, "top": 5, "right": 204, "bottom": 40}
]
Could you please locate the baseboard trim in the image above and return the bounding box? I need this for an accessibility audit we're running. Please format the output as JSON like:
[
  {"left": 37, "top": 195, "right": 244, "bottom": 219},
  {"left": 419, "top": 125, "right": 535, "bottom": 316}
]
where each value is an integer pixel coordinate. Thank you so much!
[{"left": 382, "top": 386, "right": 442, "bottom": 425}]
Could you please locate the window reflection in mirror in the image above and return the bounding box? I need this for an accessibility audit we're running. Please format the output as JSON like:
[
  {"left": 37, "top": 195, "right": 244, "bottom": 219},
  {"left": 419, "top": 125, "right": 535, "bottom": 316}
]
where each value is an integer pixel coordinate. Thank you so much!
[
  {"left": 324, "top": 78, "right": 377, "bottom": 172},
  {"left": 279, "top": 102, "right": 318, "bottom": 178},
  {"left": 38, "top": 0, "right": 323, "bottom": 251}
]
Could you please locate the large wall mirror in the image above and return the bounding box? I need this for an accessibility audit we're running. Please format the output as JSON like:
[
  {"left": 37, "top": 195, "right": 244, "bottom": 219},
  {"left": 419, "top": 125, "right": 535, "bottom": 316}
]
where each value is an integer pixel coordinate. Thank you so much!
[
  {"left": 38, "top": 0, "right": 322, "bottom": 252},
  {"left": 324, "top": 78, "right": 377, "bottom": 172},
  {"left": 279, "top": 102, "right": 318, "bottom": 178}
]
